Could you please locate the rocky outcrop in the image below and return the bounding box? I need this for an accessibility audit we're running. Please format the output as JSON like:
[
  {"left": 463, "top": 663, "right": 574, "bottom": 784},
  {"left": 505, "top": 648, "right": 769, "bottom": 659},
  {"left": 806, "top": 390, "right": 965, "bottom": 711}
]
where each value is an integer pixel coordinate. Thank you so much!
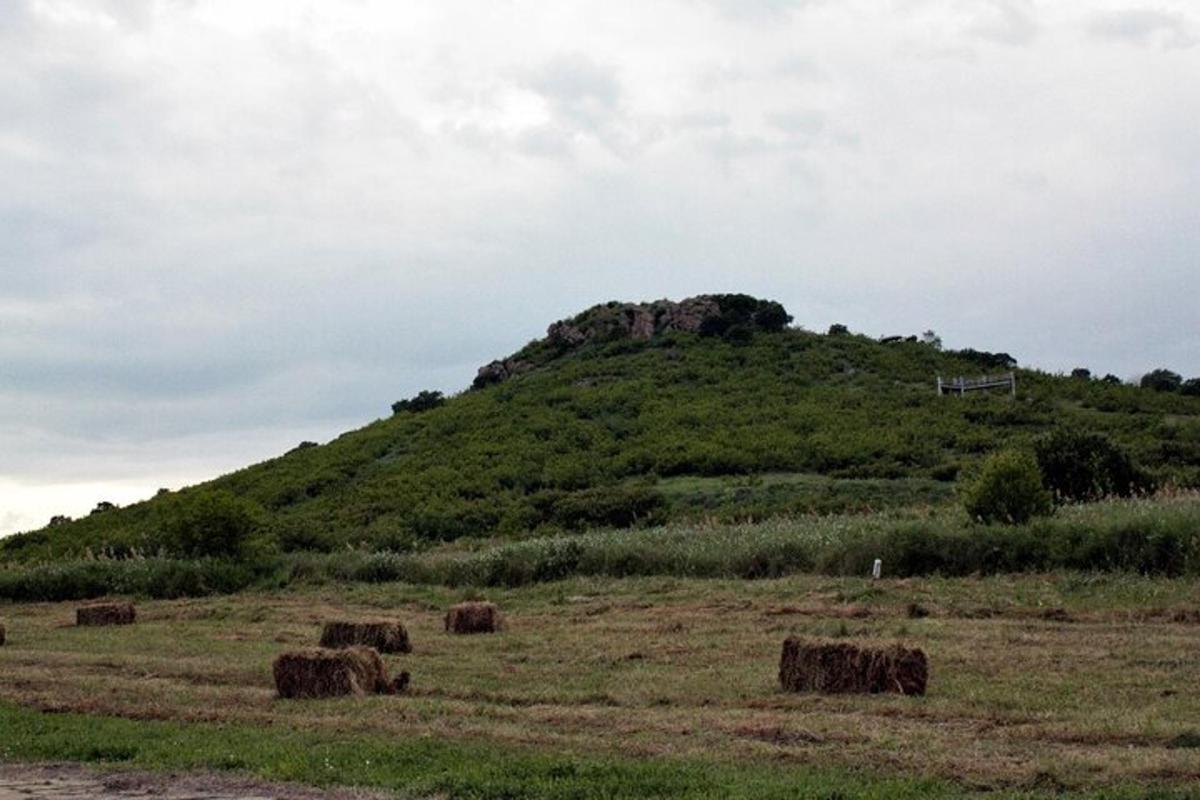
[
  {"left": 473, "top": 358, "right": 530, "bottom": 389},
  {"left": 474, "top": 294, "right": 791, "bottom": 389}
]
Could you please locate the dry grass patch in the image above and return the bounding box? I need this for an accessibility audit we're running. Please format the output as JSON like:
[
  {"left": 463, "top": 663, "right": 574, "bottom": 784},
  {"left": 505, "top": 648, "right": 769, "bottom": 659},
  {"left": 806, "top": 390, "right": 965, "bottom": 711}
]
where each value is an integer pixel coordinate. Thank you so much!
[{"left": 3, "top": 575, "right": 1200, "bottom": 790}]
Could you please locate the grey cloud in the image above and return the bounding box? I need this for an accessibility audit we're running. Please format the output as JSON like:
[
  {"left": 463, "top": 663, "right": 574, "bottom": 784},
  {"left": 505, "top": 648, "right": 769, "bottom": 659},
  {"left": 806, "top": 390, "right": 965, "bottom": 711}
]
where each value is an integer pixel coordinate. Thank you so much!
[
  {"left": 1086, "top": 8, "right": 1196, "bottom": 49},
  {"left": 764, "top": 109, "right": 826, "bottom": 138},
  {"left": 966, "top": 0, "right": 1037, "bottom": 46},
  {"left": 698, "top": 0, "right": 820, "bottom": 22},
  {"left": 524, "top": 53, "right": 620, "bottom": 132}
]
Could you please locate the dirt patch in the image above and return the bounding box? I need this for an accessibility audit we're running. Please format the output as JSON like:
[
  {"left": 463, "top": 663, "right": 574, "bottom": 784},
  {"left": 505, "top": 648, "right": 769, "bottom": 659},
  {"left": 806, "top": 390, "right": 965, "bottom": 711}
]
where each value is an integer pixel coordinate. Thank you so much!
[
  {"left": 273, "top": 647, "right": 403, "bottom": 699},
  {"left": 732, "top": 723, "right": 827, "bottom": 746},
  {"left": 905, "top": 603, "right": 931, "bottom": 619},
  {"left": 445, "top": 602, "right": 503, "bottom": 634},
  {"left": 319, "top": 620, "right": 411, "bottom": 653},
  {"left": 763, "top": 604, "right": 871, "bottom": 619},
  {"left": 76, "top": 602, "right": 136, "bottom": 627},
  {"left": 0, "top": 762, "right": 388, "bottom": 799},
  {"left": 779, "top": 638, "right": 928, "bottom": 695}
]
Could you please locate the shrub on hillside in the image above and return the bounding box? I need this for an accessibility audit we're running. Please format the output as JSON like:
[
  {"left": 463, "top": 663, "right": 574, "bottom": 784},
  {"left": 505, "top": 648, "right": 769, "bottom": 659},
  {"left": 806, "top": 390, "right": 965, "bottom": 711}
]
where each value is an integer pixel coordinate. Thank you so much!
[
  {"left": 539, "top": 485, "right": 667, "bottom": 531},
  {"left": 392, "top": 390, "right": 445, "bottom": 414},
  {"left": 159, "top": 489, "right": 264, "bottom": 559},
  {"left": 961, "top": 450, "right": 1053, "bottom": 524},
  {"left": 1033, "top": 428, "right": 1153, "bottom": 503},
  {"left": 1181, "top": 378, "right": 1200, "bottom": 397}
]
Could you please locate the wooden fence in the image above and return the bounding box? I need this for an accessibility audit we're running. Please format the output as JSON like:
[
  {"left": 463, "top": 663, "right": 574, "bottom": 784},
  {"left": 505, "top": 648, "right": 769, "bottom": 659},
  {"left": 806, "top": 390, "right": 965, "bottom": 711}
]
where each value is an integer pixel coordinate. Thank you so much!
[{"left": 937, "top": 372, "right": 1016, "bottom": 397}]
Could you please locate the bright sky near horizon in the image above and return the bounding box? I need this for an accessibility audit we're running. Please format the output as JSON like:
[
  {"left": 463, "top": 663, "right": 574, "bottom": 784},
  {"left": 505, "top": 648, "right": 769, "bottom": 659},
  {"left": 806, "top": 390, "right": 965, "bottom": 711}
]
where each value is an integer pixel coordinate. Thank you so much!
[{"left": 2, "top": 0, "right": 1198, "bottom": 535}]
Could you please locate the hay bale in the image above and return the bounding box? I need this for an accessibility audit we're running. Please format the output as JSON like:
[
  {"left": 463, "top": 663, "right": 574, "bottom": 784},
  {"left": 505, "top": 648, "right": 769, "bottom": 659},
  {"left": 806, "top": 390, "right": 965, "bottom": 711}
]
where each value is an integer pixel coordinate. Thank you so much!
[
  {"left": 273, "top": 646, "right": 393, "bottom": 699},
  {"left": 779, "top": 638, "right": 927, "bottom": 695},
  {"left": 320, "top": 620, "right": 411, "bottom": 653},
  {"left": 444, "top": 601, "right": 503, "bottom": 634},
  {"left": 76, "top": 601, "right": 136, "bottom": 626}
]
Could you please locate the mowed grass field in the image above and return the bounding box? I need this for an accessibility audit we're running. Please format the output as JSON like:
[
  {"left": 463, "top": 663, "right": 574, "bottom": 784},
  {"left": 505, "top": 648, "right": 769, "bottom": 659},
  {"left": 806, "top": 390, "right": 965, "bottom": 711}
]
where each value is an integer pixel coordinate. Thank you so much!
[{"left": 3, "top": 574, "right": 1200, "bottom": 798}]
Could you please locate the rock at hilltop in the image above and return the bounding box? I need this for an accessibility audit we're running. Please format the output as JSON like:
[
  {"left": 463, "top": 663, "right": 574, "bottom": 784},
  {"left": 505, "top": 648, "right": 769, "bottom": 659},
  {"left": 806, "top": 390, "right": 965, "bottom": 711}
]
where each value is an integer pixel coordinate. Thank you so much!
[{"left": 474, "top": 294, "right": 791, "bottom": 389}]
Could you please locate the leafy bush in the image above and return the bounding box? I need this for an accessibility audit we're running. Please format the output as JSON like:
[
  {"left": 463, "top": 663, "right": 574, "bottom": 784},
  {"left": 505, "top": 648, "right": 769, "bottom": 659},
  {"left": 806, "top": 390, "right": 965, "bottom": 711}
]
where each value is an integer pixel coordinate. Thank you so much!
[
  {"left": 159, "top": 489, "right": 263, "bottom": 559},
  {"left": 1182, "top": 379, "right": 1200, "bottom": 397},
  {"left": 961, "top": 450, "right": 1053, "bottom": 524},
  {"left": 1034, "top": 428, "right": 1153, "bottom": 503}
]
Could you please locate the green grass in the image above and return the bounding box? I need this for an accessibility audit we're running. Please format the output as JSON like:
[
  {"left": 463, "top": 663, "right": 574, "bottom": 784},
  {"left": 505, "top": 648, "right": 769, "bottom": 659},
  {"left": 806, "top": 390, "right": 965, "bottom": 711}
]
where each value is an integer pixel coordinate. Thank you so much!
[{"left": 0, "top": 702, "right": 967, "bottom": 799}]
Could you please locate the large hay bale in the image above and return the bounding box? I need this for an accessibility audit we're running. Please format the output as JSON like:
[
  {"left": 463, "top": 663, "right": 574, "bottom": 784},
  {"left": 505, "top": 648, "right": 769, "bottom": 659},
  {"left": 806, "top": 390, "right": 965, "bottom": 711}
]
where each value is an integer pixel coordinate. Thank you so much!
[
  {"left": 319, "top": 620, "right": 411, "bottom": 653},
  {"left": 444, "top": 601, "right": 503, "bottom": 634},
  {"left": 779, "top": 638, "right": 927, "bottom": 696},
  {"left": 76, "top": 601, "right": 136, "bottom": 627},
  {"left": 273, "top": 646, "right": 393, "bottom": 699}
]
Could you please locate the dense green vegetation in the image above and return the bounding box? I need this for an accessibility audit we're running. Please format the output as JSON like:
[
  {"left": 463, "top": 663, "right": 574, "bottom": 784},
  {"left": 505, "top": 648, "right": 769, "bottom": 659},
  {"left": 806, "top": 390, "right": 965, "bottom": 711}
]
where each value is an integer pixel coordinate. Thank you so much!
[
  {"left": 4, "top": 495, "right": 1198, "bottom": 601},
  {"left": 5, "top": 299, "right": 1200, "bottom": 564}
]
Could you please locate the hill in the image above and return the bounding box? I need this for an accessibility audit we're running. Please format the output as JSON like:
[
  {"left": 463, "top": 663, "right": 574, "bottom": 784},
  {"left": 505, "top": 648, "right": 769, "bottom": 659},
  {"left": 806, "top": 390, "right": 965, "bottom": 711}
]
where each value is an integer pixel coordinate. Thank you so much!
[{"left": 5, "top": 294, "right": 1200, "bottom": 563}]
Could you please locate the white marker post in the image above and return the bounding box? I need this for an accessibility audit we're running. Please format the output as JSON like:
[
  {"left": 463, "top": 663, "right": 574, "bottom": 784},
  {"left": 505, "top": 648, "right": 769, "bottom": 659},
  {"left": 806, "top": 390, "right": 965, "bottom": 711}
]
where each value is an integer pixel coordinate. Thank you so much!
[{"left": 872, "top": 559, "right": 882, "bottom": 580}]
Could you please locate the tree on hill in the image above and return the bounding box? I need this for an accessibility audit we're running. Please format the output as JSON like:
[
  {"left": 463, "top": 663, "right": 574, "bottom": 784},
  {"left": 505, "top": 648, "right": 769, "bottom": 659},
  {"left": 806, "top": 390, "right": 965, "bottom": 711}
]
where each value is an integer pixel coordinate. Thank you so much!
[
  {"left": 1181, "top": 378, "right": 1200, "bottom": 397},
  {"left": 1071, "top": 368, "right": 1091, "bottom": 380},
  {"left": 1141, "top": 369, "right": 1182, "bottom": 392},
  {"left": 953, "top": 349, "right": 1017, "bottom": 370}
]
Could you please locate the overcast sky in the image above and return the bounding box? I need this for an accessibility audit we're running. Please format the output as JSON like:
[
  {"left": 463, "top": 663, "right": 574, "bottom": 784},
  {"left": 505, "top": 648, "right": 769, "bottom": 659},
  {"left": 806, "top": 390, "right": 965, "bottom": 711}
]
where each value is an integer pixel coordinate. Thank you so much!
[{"left": 2, "top": 0, "right": 1198, "bottom": 535}]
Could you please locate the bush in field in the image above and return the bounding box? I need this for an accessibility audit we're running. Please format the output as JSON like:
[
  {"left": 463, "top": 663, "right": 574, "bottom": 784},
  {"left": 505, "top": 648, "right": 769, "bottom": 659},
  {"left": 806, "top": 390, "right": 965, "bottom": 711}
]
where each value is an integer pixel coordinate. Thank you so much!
[
  {"left": 160, "top": 489, "right": 263, "bottom": 559},
  {"left": 1182, "top": 378, "right": 1200, "bottom": 397},
  {"left": 962, "top": 450, "right": 1053, "bottom": 524},
  {"left": 1034, "top": 428, "right": 1153, "bottom": 503}
]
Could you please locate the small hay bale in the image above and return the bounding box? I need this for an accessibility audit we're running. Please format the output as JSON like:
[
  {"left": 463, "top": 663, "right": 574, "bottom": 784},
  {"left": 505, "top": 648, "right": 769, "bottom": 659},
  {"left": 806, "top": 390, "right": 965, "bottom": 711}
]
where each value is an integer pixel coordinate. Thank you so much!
[
  {"left": 76, "top": 601, "right": 136, "bottom": 627},
  {"left": 273, "top": 646, "right": 392, "bottom": 699},
  {"left": 320, "top": 620, "right": 411, "bottom": 653},
  {"left": 779, "top": 638, "right": 927, "bottom": 696},
  {"left": 444, "top": 601, "right": 503, "bottom": 634}
]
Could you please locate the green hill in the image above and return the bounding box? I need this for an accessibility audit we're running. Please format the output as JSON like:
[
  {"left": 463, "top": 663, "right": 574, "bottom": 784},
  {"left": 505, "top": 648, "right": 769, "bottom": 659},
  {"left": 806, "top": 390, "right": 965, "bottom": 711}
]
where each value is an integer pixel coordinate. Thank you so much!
[{"left": 6, "top": 294, "right": 1200, "bottom": 563}]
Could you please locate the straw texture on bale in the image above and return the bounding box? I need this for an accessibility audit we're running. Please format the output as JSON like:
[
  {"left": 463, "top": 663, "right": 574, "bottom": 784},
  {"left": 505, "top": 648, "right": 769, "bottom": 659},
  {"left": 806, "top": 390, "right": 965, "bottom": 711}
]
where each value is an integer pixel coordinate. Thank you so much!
[
  {"left": 444, "top": 601, "right": 503, "bottom": 634},
  {"left": 76, "top": 601, "right": 136, "bottom": 627},
  {"left": 273, "top": 646, "right": 393, "bottom": 699},
  {"left": 319, "top": 620, "right": 411, "bottom": 653},
  {"left": 779, "top": 638, "right": 928, "bottom": 695}
]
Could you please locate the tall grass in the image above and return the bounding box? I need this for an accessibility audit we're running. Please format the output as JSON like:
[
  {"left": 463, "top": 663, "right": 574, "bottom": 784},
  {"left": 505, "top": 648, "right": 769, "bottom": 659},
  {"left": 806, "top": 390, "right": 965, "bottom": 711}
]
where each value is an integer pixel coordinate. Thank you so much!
[{"left": 3, "top": 495, "right": 1198, "bottom": 601}]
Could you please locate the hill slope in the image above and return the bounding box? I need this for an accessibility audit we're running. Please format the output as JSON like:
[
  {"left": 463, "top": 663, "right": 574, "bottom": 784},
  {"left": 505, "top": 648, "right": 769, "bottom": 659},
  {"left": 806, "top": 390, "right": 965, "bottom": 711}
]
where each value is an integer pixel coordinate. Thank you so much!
[{"left": 6, "top": 295, "right": 1200, "bottom": 562}]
